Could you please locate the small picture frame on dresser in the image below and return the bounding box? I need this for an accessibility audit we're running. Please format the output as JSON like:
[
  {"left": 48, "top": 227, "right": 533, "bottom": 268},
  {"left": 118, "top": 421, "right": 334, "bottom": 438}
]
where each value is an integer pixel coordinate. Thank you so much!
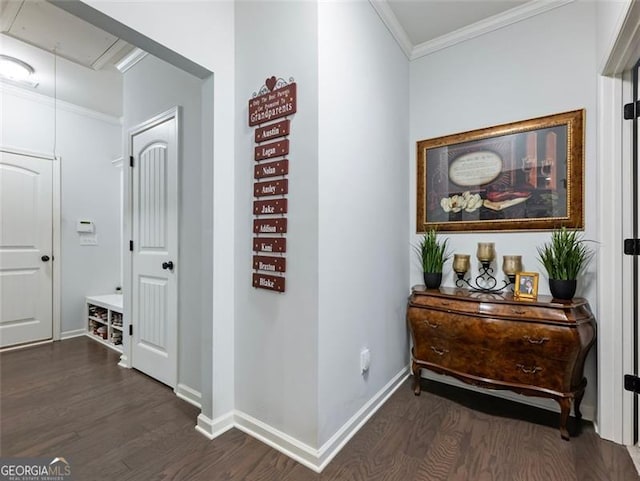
[{"left": 515, "top": 272, "right": 539, "bottom": 300}]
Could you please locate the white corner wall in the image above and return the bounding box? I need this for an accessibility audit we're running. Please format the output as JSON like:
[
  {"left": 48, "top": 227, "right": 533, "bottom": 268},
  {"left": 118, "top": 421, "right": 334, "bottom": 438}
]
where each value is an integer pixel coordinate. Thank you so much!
[
  {"left": 123, "top": 53, "right": 204, "bottom": 396},
  {"left": 409, "top": 1, "right": 599, "bottom": 415},
  {"left": 1, "top": 85, "right": 121, "bottom": 334},
  {"left": 317, "top": 0, "right": 410, "bottom": 448},
  {"left": 234, "top": 0, "right": 320, "bottom": 448}
]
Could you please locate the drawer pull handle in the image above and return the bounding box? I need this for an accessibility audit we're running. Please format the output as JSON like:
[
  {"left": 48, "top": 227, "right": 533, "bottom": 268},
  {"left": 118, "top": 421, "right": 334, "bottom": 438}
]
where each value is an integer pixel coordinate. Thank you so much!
[
  {"left": 512, "top": 309, "right": 527, "bottom": 315},
  {"left": 426, "top": 321, "right": 440, "bottom": 329},
  {"left": 523, "top": 336, "right": 549, "bottom": 345},
  {"left": 439, "top": 301, "right": 451, "bottom": 307},
  {"left": 430, "top": 346, "right": 449, "bottom": 356},
  {"left": 516, "top": 363, "right": 542, "bottom": 374}
]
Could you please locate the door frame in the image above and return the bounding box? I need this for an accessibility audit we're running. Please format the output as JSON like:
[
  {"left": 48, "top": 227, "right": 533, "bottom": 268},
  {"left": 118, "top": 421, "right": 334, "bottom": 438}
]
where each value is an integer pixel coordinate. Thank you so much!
[
  {"left": 0, "top": 145, "right": 61, "bottom": 343},
  {"left": 123, "top": 106, "right": 181, "bottom": 389}
]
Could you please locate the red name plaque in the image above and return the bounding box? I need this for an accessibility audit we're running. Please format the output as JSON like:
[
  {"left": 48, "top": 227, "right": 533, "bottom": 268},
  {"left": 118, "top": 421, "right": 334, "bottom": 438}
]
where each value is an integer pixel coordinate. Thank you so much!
[
  {"left": 253, "top": 273, "right": 285, "bottom": 292},
  {"left": 255, "top": 119, "right": 290, "bottom": 143},
  {"left": 253, "top": 237, "right": 286, "bottom": 253},
  {"left": 254, "top": 179, "right": 288, "bottom": 197},
  {"left": 253, "top": 218, "right": 287, "bottom": 234},
  {"left": 254, "top": 159, "right": 289, "bottom": 179},
  {"left": 254, "top": 198, "right": 288, "bottom": 215},
  {"left": 253, "top": 255, "right": 286, "bottom": 273},
  {"left": 249, "top": 83, "right": 297, "bottom": 126},
  {"left": 255, "top": 140, "right": 289, "bottom": 161}
]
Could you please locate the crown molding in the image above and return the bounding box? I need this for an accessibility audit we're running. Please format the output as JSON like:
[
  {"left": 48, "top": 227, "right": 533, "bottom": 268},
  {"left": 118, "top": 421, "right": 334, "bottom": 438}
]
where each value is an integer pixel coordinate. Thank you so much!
[
  {"left": 411, "top": 0, "right": 575, "bottom": 60},
  {"left": 114, "top": 47, "right": 148, "bottom": 74},
  {"left": 1, "top": 83, "right": 122, "bottom": 125},
  {"left": 368, "top": 0, "right": 413, "bottom": 59}
]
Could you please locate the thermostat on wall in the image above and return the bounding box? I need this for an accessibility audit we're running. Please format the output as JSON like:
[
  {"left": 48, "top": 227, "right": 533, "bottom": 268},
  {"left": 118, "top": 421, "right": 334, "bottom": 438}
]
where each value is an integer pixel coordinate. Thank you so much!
[{"left": 76, "top": 220, "right": 94, "bottom": 233}]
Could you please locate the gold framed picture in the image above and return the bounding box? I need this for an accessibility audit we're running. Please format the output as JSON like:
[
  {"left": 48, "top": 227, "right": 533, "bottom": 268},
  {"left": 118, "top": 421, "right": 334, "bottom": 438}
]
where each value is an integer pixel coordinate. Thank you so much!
[
  {"left": 514, "top": 272, "right": 539, "bottom": 300},
  {"left": 416, "top": 109, "right": 585, "bottom": 232}
]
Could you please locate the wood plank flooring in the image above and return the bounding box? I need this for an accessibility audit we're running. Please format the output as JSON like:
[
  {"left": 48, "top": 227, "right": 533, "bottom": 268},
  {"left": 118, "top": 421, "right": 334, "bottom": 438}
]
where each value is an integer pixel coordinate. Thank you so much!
[{"left": 1, "top": 337, "right": 637, "bottom": 480}]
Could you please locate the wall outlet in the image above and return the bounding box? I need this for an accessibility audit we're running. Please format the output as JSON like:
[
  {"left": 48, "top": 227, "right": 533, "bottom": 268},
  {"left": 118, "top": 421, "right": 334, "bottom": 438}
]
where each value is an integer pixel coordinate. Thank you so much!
[{"left": 360, "top": 348, "right": 370, "bottom": 374}]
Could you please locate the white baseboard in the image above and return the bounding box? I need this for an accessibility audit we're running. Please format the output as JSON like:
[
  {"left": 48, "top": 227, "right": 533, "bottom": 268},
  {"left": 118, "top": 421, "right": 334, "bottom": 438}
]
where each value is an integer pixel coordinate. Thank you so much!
[
  {"left": 195, "top": 412, "right": 234, "bottom": 440},
  {"left": 175, "top": 383, "right": 202, "bottom": 409},
  {"left": 316, "top": 366, "right": 409, "bottom": 471},
  {"left": 420, "top": 370, "right": 595, "bottom": 421},
  {"left": 117, "top": 354, "right": 130, "bottom": 368},
  {"left": 60, "top": 329, "right": 86, "bottom": 340},
  {"left": 234, "top": 410, "right": 320, "bottom": 472},
  {"left": 233, "top": 366, "right": 409, "bottom": 473}
]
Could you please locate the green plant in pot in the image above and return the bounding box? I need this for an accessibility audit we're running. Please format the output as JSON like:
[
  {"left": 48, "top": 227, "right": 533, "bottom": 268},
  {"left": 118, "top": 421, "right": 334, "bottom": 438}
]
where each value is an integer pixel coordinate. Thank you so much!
[
  {"left": 415, "top": 229, "right": 450, "bottom": 289},
  {"left": 537, "top": 227, "right": 593, "bottom": 300}
]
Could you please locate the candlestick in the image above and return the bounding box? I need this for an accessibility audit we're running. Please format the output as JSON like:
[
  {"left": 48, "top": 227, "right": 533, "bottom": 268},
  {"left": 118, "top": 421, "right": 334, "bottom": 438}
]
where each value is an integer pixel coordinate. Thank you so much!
[
  {"left": 453, "top": 254, "right": 471, "bottom": 274},
  {"left": 476, "top": 242, "right": 496, "bottom": 263}
]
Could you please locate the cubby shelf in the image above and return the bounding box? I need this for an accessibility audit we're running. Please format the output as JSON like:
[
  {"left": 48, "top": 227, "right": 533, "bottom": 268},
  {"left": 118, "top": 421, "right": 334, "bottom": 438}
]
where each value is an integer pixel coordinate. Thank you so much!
[{"left": 86, "top": 294, "right": 123, "bottom": 353}]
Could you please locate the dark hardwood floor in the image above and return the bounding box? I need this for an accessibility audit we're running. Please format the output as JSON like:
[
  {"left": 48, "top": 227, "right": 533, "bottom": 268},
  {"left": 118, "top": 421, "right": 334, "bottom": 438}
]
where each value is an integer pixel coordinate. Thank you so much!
[{"left": 1, "top": 337, "right": 637, "bottom": 480}]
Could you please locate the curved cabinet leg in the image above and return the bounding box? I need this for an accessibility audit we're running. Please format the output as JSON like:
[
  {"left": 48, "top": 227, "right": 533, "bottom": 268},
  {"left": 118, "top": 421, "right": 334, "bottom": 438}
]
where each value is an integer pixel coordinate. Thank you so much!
[
  {"left": 558, "top": 397, "right": 571, "bottom": 440},
  {"left": 412, "top": 362, "right": 422, "bottom": 396},
  {"left": 574, "top": 389, "right": 585, "bottom": 420}
]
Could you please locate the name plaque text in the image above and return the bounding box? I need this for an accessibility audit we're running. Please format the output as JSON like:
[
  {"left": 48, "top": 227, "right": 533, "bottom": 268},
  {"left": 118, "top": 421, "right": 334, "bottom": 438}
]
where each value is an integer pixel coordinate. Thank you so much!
[
  {"left": 255, "top": 140, "right": 289, "bottom": 161},
  {"left": 253, "top": 255, "right": 286, "bottom": 273},
  {"left": 254, "top": 179, "right": 288, "bottom": 197},
  {"left": 253, "top": 218, "right": 287, "bottom": 234},
  {"left": 254, "top": 159, "right": 289, "bottom": 179},
  {"left": 255, "top": 119, "right": 290, "bottom": 143},
  {"left": 253, "top": 273, "right": 285, "bottom": 292},
  {"left": 253, "top": 237, "right": 286, "bottom": 253},
  {"left": 254, "top": 198, "right": 288, "bottom": 215}
]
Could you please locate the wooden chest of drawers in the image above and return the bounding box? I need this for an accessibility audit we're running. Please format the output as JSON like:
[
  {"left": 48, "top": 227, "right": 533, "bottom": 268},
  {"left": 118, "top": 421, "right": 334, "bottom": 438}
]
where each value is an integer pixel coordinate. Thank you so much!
[{"left": 407, "top": 286, "right": 596, "bottom": 439}]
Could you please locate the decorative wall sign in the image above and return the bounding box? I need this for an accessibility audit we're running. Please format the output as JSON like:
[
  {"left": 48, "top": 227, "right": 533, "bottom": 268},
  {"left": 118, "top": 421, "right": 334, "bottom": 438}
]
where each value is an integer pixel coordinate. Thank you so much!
[
  {"left": 255, "top": 119, "right": 290, "bottom": 143},
  {"left": 253, "top": 198, "right": 288, "bottom": 215},
  {"left": 254, "top": 159, "right": 289, "bottom": 179},
  {"left": 253, "top": 218, "right": 287, "bottom": 234},
  {"left": 255, "top": 140, "right": 289, "bottom": 161},
  {"left": 253, "top": 255, "right": 286, "bottom": 273},
  {"left": 252, "top": 273, "right": 285, "bottom": 292},
  {"left": 250, "top": 76, "right": 296, "bottom": 293},
  {"left": 253, "top": 237, "right": 286, "bottom": 253},
  {"left": 254, "top": 179, "right": 288, "bottom": 197},
  {"left": 249, "top": 81, "right": 297, "bottom": 126}
]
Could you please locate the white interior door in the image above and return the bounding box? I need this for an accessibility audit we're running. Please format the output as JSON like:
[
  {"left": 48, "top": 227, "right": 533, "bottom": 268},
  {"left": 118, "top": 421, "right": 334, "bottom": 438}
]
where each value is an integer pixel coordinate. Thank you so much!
[
  {"left": 0, "top": 151, "right": 53, "bottom": 348},
  {"left": 130, "top": 110, "right": 178, "bottom": 387}
]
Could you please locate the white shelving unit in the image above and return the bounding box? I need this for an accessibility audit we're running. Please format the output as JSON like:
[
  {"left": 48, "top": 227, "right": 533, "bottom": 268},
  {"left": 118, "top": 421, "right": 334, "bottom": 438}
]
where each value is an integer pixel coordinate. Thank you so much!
[{"left": 86, "top": 294, "right": 123, "bottom": 353}]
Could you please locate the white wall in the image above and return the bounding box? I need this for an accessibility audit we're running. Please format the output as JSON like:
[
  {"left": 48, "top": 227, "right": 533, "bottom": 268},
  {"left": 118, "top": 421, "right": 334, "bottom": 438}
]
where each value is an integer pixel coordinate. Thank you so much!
[
  {"left": 234, "top": 0, "right": 319, "bottom": 447},
  {"left": 83, "top": 0, "right": 236, "bottom": 422},
  {"left": 123, "top": 53, "right": 203, "bottom": 394},
  {"left": 317, "top": 1, "right": 410, "bottom": 446},
  {"left": 1, "top": 85, "right": 121, "bottom": 333},
  {"left": 409, "top": 1, "right": 599, "bottom": 412}
]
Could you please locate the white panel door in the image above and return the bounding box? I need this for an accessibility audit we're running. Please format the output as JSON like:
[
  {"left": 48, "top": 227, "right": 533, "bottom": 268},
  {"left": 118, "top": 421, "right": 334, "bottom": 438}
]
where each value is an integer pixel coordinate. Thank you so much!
[
  {"left": 130, "top": 112, "right": 178, "bottom": 387},
  {"left": 0, "top": 151, "right": 53, "bottom": 348}
]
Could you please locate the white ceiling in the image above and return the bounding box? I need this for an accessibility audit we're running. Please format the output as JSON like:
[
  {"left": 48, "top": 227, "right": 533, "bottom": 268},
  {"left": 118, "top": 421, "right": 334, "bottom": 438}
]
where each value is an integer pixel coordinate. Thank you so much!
[
  {"left": 387, "top": 0, "right": 529, "bottom": 46},
  {"left": 0, "top": 0, "right": 567, "bottom": 116}
]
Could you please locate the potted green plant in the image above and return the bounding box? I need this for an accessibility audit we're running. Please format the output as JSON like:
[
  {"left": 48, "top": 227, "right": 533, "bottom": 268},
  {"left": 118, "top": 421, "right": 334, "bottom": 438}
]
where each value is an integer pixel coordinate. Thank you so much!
[
  {"left": 415, "top": 229, "right": 450, "bottom": 289},
  {"left": 537, "top": 227, "right": 593, "bottom": 300}
]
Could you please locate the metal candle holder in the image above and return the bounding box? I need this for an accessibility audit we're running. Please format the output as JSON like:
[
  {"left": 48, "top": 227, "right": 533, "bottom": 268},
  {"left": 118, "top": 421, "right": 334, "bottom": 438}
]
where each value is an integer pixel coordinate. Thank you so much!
[{"left": 453, "top": 246, "right": 521, "bottom": 294}]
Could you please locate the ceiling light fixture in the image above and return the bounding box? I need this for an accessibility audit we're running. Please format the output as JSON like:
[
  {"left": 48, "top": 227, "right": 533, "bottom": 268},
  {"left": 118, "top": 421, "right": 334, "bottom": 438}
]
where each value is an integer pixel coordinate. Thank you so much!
[{"left": 0, "top": 55, "right": 38, "bottom": 87}]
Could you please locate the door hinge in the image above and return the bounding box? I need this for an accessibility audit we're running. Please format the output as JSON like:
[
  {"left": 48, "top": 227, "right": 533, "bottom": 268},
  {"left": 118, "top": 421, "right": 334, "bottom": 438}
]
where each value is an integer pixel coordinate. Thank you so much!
[
  {"left": 129, "top": 240, "right": 134, "bottom": 251},
  {"left": 624, "top": 101, "right": 640, "bottom": 119},
  {"left": 129, "top": 324, "right": 133, "bottom": 336},
  {"left": 625, "top": 374, "right": 640, "bottom": 393},
  {"left": 129, "top": 155, "right": 134, "bottom": 167},
  {"left": 624, "top": 238, "right": 640, "bottom": 255}
]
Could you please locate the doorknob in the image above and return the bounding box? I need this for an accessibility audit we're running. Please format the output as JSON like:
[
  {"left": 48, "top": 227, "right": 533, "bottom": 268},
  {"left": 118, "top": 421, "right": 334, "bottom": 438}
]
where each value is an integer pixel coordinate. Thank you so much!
[
  {"left": 41, "top": 255, "right": 50, "bottom": 262},
  {"left": 162, "top": 261, "right": 174, "bottom": 270}
]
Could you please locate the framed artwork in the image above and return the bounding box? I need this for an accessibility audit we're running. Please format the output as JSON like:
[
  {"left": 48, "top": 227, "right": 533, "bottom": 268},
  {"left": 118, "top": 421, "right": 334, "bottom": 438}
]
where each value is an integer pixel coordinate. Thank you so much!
[
  {"left": 416, "top": 109, "right": 584, "bottom": 232},
  {"left": 514, "top": 272, "right": 539, "bottom": 300}
]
